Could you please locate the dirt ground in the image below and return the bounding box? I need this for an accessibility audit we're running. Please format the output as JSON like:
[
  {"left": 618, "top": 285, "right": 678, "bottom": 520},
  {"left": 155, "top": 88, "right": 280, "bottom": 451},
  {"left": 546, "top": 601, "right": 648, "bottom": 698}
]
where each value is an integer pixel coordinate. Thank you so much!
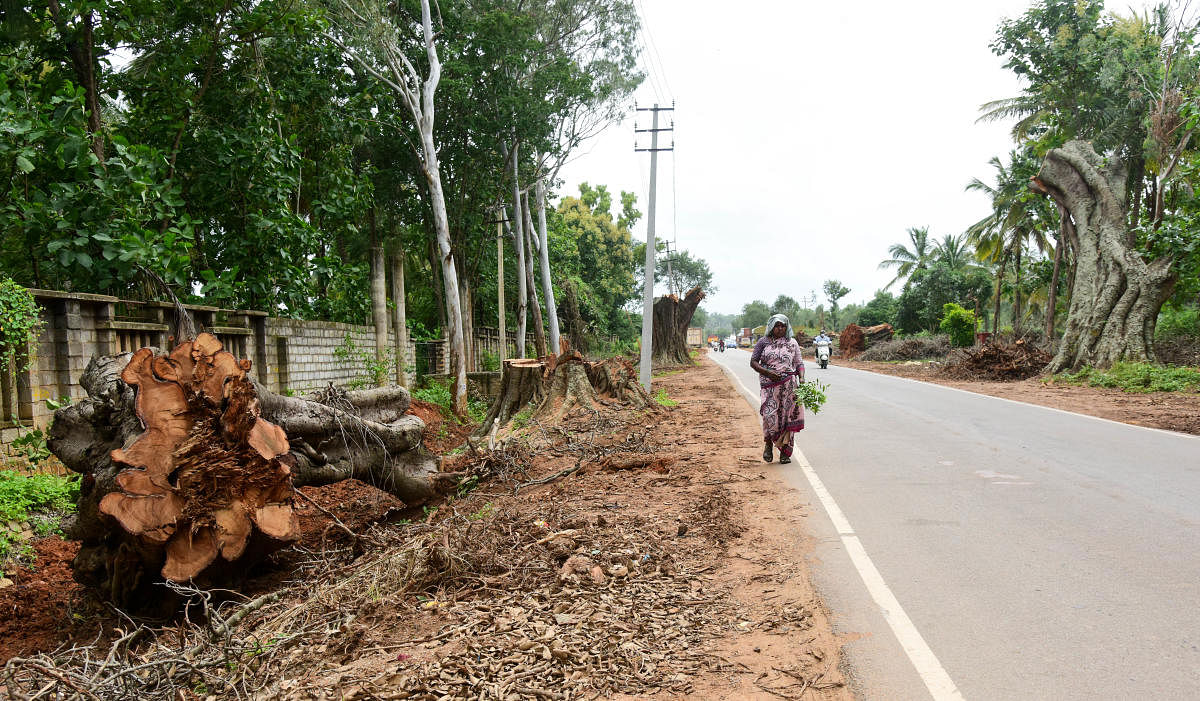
[
  {"left": 842, "top": 358, "right": 1200, "bottom": 435},
  {"left": 0, "top": 355, "right": 853, "bottom": 699}
]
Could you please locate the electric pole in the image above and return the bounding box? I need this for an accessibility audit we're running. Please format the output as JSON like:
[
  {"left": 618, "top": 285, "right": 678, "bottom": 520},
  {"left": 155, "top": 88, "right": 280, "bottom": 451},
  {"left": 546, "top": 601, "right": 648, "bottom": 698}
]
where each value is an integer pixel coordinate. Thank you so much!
[{"left": 635, "top": 103, "right": 674, "bottom": 390}]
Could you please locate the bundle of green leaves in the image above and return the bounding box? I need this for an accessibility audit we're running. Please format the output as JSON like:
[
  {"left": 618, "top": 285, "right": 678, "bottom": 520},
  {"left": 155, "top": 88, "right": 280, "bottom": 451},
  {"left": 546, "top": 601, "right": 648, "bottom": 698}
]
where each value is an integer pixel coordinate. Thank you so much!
[{"left": 795, "top": 380, "right": 830, "bottom": 414}]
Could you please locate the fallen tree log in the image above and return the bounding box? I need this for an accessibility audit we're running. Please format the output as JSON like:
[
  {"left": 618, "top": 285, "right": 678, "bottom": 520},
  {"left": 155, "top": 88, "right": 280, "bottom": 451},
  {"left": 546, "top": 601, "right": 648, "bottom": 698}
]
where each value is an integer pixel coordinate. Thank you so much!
[{"left": 48, "top": 334, "right": 438, "bottom": 606}]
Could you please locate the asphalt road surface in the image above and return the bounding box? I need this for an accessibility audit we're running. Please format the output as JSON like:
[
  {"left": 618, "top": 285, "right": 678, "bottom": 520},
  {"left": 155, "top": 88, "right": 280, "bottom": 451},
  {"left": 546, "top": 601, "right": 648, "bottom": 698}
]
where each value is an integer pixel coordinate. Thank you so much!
[{"left": 709, "top": 347, "right": 1200, "bottom": 700}]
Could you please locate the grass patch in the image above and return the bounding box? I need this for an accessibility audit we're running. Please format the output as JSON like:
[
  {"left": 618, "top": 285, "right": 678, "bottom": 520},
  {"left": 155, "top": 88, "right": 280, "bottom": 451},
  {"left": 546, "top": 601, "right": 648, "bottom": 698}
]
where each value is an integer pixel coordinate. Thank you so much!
[
  {"left": 653, "top": 389, "right": 678, "bottom": 408},
  {"left": 0, "top": 470, "right": 79, "bottom": 560},
  {"left": 1053, "top": 361, "right": 1200, "bottom": 393},
  {"left": 412, "top": 379, "right": 488, "bottom": 425}
]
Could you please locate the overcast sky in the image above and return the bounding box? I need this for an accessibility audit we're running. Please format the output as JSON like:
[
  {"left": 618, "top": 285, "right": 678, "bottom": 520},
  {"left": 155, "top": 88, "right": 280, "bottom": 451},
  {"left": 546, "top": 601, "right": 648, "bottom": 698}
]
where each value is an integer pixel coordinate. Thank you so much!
[{"left": 556, "top": 0, "right": 1143, "bottom": 317}]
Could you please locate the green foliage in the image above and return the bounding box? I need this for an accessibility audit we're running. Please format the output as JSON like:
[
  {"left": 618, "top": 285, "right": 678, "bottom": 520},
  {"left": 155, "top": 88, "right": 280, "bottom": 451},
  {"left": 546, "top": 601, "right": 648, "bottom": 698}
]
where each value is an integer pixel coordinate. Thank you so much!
[
  {"left": 896, "top": 263, "right": 992, "bottom": 335},
  {"left": 794, "top": 380, "right": 830, "bottom": 414},
  {"left": 857, "top": 290, "right": 898, "bottom": 327},
  {"left": 652, "top": 389, "right": 677, "bottom": 408},
  {"left": 413, "top": 378, "right": 488, "bottom": 425},
  {"left": 823, "top": 280, "right": 851, "bottom": 328},
  {"left": 510, "top": 407, "right": 534, "bottom": 430},
  {"left": 333, "top": 334, "right": 393, "bottom": 389},
  {"left": 1156, "top": 305, "right": 1200, "bottom": 340},
  {"left": 939, "top": 303, "right": 977, "bottom": 347},
  {"left": 479, "top": 350, "right": 501, "bottom": 372},
  {"left": 1056, "top": 362, "right": 1200, "bottom": 393},
  {"left": 0, "top": 470, "right": 79, "bottom": 559},
  {"left": 0, "top": 279, "right": 42, "bottom": 374}
]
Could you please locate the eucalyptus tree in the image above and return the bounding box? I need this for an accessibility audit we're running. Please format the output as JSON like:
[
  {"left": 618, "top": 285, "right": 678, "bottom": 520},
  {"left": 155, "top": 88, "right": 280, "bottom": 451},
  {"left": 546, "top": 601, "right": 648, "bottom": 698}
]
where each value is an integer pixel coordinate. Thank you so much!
[
  {"left": 325, "top": 0, "right": 470, "bottom": 415},
  {"left": 878, "top": 226, "right": 934, "bottom": 290}
]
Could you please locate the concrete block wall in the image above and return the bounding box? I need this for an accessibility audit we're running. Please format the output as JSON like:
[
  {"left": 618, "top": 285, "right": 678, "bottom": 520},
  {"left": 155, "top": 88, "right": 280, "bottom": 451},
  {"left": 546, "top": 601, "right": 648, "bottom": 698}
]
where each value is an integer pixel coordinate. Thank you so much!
[{"left": 2, "top": 288, "right": 550, "bottom": 463}]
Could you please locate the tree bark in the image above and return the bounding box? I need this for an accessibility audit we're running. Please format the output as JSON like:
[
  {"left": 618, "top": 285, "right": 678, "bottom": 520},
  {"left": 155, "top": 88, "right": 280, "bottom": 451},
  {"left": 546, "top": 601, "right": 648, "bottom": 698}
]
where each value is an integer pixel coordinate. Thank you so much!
[
  {"left": 523, "top": 193, "right": 547, "bottom": 357},
  {"left": 508, "top": 145, "right": 528, "bottom": 358},
  {"left": 391, "top": 248, "right": 409, "bottom": 388},
  {"left": 561, "top": 278, "right": 587, "bottom": 353},
  {"left": 1032, "top": 141, "right": 1177, "bottom": 373},
  {"left": 48, "top": 340, "right": 440, "bottom": 606},
  {"left": 1012, "top": 242, "right": 1022, "bottom": 335},
  {"left": 370, "top": 241, "right": 389, "bottom": 386},
  {"left": 651, "top": 286, "right": 706, "bottom": 366},
  {"left": 992, "top": 254, "right": 1006, "bottom": 336},
  {"left": 1045, "top": 205, "right": 1068, "bottom": 343},
  {"left": 535, "top": 173, "right": 561, "bottom": 353}
]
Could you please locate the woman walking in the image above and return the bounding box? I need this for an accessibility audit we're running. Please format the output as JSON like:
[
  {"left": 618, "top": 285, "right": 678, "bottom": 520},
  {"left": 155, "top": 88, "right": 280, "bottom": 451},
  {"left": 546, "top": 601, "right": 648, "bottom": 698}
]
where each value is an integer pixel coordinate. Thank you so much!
[{"left": 749, "top": 314, "right": 805, "bottom": 464}]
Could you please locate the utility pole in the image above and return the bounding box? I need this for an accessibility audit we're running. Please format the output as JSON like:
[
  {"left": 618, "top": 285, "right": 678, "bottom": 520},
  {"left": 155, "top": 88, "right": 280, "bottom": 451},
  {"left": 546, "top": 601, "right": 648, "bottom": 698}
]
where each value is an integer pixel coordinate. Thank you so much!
[{"left": 635, "top": 102, "right": 674, "bottom": 390}]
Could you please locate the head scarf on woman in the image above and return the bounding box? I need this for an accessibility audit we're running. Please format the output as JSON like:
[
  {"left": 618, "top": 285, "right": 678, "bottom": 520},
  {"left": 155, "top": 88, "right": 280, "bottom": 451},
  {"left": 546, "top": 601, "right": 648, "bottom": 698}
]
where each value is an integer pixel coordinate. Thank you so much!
[{"left": 764, "top": 313, "right": 793, "bottom": 342}]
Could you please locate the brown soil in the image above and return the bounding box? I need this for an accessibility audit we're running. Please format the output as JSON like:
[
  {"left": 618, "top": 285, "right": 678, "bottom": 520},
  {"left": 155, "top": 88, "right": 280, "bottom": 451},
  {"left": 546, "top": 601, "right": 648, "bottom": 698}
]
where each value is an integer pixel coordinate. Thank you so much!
[
  {"left": 408, "top": 399, "right": 475, "bottom": 453},
  {"left": 2, "top": 357, "right": 852, "bottom": 699},
  {"left": 0, "top": 537, "right": 103, "bottom": 662},
  {"left": 844, "top": 358, "right": 1200, "bottom": 435}
]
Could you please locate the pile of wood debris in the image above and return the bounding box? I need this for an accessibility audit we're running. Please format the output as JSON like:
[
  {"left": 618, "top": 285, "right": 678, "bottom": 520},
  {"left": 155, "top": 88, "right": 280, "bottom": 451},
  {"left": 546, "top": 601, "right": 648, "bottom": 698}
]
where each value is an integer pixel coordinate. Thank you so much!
[{"left": 941, "top": 339, "right": 1051, "bottom": 381}]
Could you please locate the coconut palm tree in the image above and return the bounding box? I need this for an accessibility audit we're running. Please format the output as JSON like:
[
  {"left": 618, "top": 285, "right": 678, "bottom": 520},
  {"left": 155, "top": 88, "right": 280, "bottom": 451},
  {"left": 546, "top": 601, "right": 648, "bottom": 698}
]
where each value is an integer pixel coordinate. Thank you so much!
[
  {"left": 965, "top": 151, "right": 1056, "bottom": 334},
  {"left": 878, "top": 226, "right": 934, "bottom": 290},
  {"left": 932, "top": 233, "right": 977, "bottom": 272}
]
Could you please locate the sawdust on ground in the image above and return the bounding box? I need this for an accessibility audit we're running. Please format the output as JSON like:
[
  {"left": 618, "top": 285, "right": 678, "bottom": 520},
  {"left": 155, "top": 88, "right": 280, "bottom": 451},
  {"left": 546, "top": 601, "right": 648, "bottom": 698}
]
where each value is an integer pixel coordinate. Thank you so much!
[{"left": 843, "top": 358, "right": 1200, "bottom": 435}]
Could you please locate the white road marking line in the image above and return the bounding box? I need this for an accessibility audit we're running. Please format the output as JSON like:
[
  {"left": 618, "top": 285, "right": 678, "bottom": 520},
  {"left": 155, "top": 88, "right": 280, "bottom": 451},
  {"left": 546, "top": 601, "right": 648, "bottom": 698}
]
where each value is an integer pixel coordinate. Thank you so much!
[
  {"left": 834, "top": 363, "right": 1200, "bottom": 441},
  {"left": 713, "top": 354, "right": 966, "bottom": 701}
]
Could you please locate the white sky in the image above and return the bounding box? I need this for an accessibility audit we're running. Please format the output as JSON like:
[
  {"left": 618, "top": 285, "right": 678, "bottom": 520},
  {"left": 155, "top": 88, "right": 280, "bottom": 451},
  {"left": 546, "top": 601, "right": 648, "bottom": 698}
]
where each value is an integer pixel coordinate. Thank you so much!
[{"left": 556, "top": 0, "right": 1146, "bottom": 316}]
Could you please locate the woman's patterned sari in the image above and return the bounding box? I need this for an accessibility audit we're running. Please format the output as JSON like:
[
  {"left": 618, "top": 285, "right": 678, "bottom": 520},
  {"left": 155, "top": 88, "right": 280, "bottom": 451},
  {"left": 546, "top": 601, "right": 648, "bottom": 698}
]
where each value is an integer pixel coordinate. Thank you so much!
[{"left": 752, "top": 336, "right": 805, "bottom": 458}]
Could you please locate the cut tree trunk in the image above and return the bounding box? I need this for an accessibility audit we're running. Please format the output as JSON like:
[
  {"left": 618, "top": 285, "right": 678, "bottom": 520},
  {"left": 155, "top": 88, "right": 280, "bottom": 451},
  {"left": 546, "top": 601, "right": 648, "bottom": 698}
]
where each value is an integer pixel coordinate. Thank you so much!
[
  {"left": 1032, "top": 140, "right": 1177, "bottom": 373},
  {"left": 48, "top": 335, "right": 440, "bottom": 607},
  {"left": 651, "top": 286, "right": 706, "bottom": 366}
]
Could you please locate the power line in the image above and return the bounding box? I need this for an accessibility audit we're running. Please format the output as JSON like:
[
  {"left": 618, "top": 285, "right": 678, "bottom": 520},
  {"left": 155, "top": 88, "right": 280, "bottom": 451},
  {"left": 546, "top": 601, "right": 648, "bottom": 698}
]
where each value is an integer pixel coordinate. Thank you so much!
[{"left": 633, "top": 0, "right": 674, "bottom": 99}]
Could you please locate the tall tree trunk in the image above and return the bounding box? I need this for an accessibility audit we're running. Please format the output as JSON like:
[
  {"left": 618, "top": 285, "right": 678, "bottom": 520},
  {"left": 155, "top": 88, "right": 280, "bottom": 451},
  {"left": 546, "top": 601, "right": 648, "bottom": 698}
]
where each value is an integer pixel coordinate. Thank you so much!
[
  {"left": 992, "top": 254, "right": 1006, "bottom": 336},
  {"left": 508, "top": 145, "right": 528, "bottom": 358},
  {"left": 1045, "top": 203, "right": 1068, "bottom": 343},
  {"left": 534, "top": 170, "right": 560, "bottom": 353},
  {"left": 651, "top": 286, "right": 706, "bottom": 365},
  {"left": 497, "top": 221, "right": 506, "bottom": 363},
  {"left": 523, "top": 192, "right": 547, "bottom": 357},
  {"left": 1012, "top": 242, "right": 1022, "bottom": 335},
  {"left": 1032, "top": 141, "right": 1177, "bottom": 373},
  {"left": 458, "top": 270, "right": 474, "bottom": 372},
  {"left": 412, "top": 0, "right": 466, "bottom": 415},
  {"left": 370, "top": 243, "right": 389, "bottom": 386},
  {"left": 391, "top": 248, "right": 408, "bottom": 388},
  {"left": 427, "top": 234, "right": 446, "bottom": 336}
]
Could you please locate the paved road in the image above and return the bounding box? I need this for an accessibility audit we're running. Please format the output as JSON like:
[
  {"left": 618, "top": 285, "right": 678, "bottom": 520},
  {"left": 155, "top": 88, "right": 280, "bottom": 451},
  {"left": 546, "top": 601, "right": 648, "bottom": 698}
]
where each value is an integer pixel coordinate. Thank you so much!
[{"left": 709, "top": 348, "right": 1200, "bottom": 700}]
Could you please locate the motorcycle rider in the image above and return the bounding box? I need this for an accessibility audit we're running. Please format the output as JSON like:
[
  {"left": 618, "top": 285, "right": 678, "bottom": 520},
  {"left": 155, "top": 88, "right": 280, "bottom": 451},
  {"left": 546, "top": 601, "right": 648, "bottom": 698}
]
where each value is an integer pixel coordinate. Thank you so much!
[
  {"left": 718, "top": 338, "right": 725, "bottom": 352},
  {"left": 813, "top": 329, "right": 833, "bottom": 367}
]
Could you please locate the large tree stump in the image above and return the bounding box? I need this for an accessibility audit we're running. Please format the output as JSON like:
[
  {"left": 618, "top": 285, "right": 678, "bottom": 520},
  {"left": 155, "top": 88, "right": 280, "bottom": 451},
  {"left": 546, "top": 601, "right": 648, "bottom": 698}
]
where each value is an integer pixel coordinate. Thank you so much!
[
  {"left": 49, "top": 335, "right": 439, "bottom": 606},
  {"left": 1032, "top": 141, "right": 1177, "bottom": 372},
  {"left": 477, "top": 345, "right": 659, "bottom": 435},
  {"left": 651, "top": 286, "right": 705, "bottom": 366}
]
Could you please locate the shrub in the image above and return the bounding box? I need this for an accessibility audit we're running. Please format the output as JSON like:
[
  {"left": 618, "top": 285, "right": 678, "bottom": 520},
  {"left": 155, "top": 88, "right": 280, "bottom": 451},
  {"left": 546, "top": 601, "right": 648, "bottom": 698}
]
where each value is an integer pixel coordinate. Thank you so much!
[
  {"left": 939, "top": 303, "right": 976, "bottom": 347},
  {"left": 0, "top": 470, "right": 79, "bottom": 560}
]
